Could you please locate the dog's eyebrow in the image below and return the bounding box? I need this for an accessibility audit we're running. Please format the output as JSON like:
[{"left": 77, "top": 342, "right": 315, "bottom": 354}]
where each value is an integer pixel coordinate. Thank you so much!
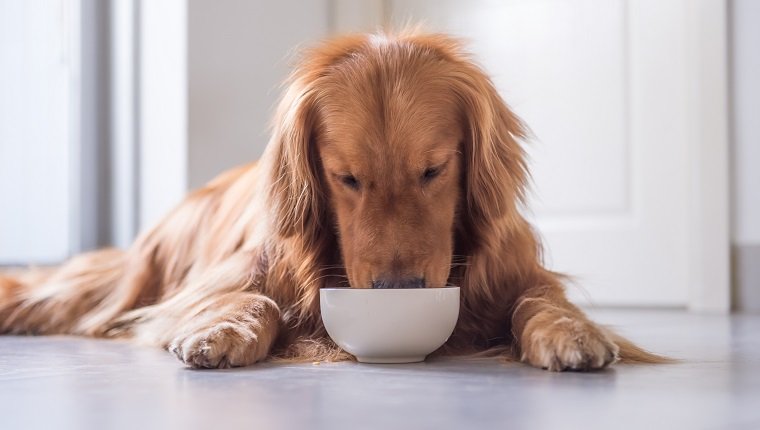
[
  {"left": 422, "top": 148, "right": 461, "bottom": 155},
  {"left": 420, "top": 147, "right": 461, "bottom": 165}
]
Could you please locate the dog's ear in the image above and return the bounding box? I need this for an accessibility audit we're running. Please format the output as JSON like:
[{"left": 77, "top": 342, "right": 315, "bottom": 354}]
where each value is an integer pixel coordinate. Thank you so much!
[
  {"left": 266, "top": 35, "right": 369, "bottom": 240},
  {"left": 267, "top": 76, "right": 324, "bottom": 240},
  {"left": 451, "top": 60, "right": 530, "bottom": 247}
]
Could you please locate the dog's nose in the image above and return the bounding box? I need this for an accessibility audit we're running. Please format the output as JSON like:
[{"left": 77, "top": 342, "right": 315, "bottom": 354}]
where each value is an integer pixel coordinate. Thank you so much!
[{"left": 371, "top": 277, "right": 426, "bottom": 289}]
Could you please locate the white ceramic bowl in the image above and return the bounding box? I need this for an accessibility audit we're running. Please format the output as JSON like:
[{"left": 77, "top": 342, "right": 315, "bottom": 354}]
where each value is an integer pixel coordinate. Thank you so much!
[{"left": 319, "top": 287, "right": 460, "bottom": 363}]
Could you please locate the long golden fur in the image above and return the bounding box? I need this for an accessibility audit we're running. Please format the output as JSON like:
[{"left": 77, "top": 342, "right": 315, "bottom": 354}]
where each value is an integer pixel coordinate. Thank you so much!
[{"left": 0, "top": 30, "right": 664, "bottom": 370}]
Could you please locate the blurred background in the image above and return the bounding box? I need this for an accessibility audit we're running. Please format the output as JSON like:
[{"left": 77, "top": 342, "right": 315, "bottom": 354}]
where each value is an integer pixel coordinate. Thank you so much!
[{"left": 0, "top": 0, "right": 756, "bottom": 312}]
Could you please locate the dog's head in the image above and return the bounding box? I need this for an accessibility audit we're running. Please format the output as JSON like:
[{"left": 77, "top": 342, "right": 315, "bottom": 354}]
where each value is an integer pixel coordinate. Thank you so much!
[{"left": 268, "top": 31, "right": 527, "bottom": 290}]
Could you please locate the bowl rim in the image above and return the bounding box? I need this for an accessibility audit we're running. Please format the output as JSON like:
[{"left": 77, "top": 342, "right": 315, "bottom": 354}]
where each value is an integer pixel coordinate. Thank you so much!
[{"left": 319, "top": 286, "right": 460, "bottom": 292}]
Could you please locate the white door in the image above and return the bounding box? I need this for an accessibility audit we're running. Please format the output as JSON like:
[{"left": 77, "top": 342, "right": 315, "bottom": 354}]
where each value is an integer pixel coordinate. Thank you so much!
[{"left": 375, "top": 0, "right": 730, "bottom": 310}]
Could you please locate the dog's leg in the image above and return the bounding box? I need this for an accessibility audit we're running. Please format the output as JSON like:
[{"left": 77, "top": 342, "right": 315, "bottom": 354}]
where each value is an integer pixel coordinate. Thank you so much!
[
  {"left": 156, "top": 292, "right": 280, "bottom": 369},
  {"left": 510, "top": 285, "right": 618, "bottom": 371},
  {"left": 106, "top": 252, "right": 282, "bottom": 369}
]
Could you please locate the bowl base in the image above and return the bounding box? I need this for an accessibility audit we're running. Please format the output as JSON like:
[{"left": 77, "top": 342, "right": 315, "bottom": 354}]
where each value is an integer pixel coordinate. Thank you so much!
[{"left": 356, "top": 356, "right": 426, "bottom": 364}]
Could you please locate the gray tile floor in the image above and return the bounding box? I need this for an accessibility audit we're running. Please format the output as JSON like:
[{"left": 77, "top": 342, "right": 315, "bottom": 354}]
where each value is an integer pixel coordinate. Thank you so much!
[{"left": 1, "top": 309, "right": 759, "bottom": 430}]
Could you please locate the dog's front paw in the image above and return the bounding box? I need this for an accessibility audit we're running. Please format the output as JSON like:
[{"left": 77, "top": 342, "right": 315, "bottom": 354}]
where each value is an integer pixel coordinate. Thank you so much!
[
  {"left": 520, "top": 313, "right": 619, "bottom": 371},
  {"left": 168, "top": 323, "right": 267, "bottom": 369}
]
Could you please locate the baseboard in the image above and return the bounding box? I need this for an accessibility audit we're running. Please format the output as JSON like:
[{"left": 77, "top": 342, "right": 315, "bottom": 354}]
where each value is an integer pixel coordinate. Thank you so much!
[{"left": 733, "top": 244, "right": 760, "bottom": 312}]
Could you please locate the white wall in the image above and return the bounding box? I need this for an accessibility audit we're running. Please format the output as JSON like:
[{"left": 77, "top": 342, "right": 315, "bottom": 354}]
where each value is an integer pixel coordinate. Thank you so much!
[
  {"left": 187, "top": 0, "right": 330, "bottom": 189},
  {"left": 731, "top": 0, "right": 760, "bottom": 247}
]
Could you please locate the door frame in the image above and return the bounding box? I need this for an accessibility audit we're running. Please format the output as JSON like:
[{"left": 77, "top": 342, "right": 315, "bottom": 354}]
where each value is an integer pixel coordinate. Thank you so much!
[{"left": 683, "top": 0, "right": 730, "bottom": 313}]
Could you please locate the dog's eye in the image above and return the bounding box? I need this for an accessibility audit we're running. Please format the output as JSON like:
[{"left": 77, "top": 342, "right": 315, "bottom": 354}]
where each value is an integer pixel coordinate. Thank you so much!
[
  {"left": 339, "top": 174, "right": 360, "bottom": 190},
  {"left": 421, "top": 166, "right": 442, "bottom": 183}
]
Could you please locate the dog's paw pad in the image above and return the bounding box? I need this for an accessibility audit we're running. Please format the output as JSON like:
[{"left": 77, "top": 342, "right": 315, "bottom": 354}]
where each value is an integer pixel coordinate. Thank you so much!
[
  {"left": 521, "top": 316, "right": 619, "bottom": 372},
  {"left": 168, "top": 324, "right": 259, "bottom": 369}
]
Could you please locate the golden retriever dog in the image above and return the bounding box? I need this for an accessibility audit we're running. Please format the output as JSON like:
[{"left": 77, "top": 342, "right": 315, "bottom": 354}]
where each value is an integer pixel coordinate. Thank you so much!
[{"left": 0, "top": 30, "right": 662, "bottom": 370}]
